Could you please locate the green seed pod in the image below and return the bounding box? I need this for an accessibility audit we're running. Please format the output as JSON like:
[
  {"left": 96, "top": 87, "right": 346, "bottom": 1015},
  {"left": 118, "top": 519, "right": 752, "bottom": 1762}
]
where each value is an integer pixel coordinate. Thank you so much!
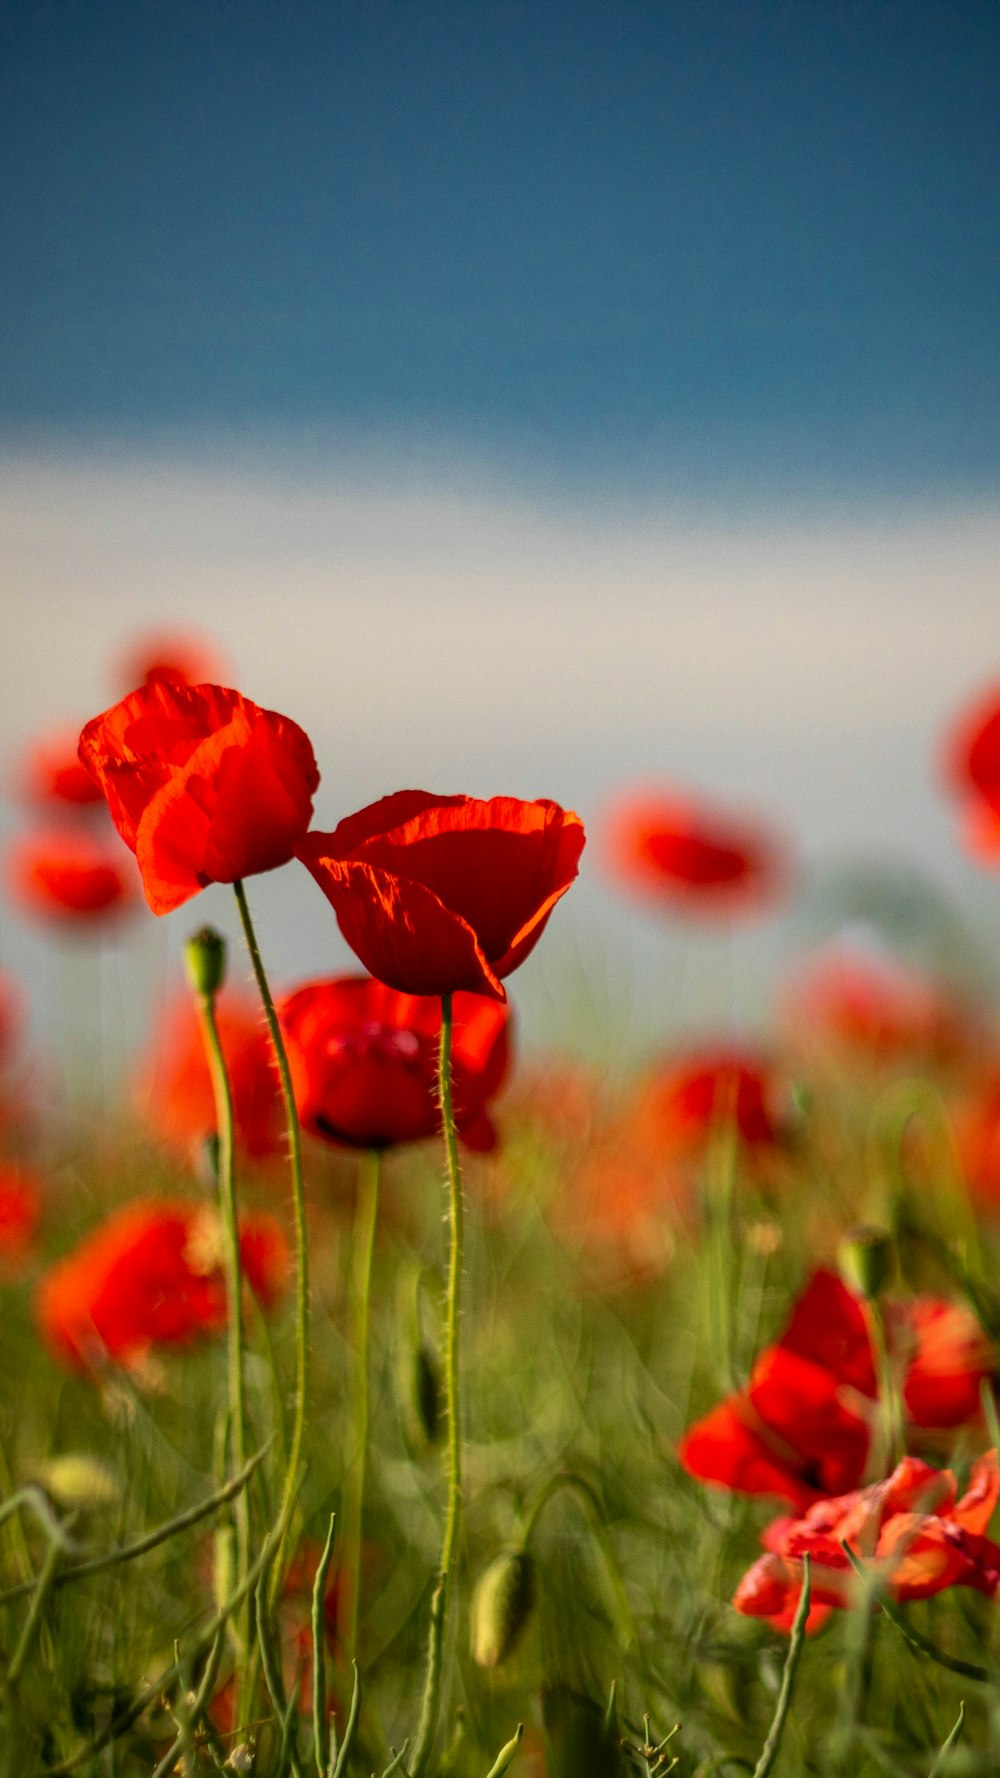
[
  {"left": 399, "top": 1339, "right": 443, "bottom": 1450},
  {"left": 184, "top": 926, "right": 227, "bottom": 999},
  {"left": 471, "top": 1548, "right": 535, "bottom": 1669},
  {"left": 839, "top": 1225, "right": 894, "bottom": 1300}
]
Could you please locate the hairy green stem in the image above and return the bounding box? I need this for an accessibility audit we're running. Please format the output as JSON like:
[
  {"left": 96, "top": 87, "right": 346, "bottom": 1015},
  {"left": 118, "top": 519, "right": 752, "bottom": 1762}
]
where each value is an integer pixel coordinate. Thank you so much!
[
  {"left": 343, "top": 1147, "right": 381, "bottom": 1668},
  {"left": 194, "top": 984, "right": 249, "bottom": 1589},
  {"left": 411, "top": 993, "right": 464, "bottom": 1777},
  {"left": 233, "top": 879, "right": 310, "bottom": 1604}
]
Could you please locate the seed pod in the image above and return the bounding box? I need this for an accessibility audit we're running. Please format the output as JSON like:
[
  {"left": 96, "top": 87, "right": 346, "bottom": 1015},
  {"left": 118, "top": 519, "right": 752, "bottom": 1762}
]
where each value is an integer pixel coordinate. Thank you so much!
[
  {"left": 399, "top": 1339, "right": 443, "bottom": 1450},
  {"left": 185, "top": 926, "right": 227, "bottom": 999},
  {"left": 471, "top": 1548, "right": 535, "bottom": 1669},
  {"left": 839, "top": 1225, "right": 894, "bottom": 1300}
]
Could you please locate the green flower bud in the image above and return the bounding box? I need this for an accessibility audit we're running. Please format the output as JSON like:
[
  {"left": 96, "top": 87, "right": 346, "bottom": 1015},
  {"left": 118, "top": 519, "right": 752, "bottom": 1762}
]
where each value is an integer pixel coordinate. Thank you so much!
[
  {"left": 184, "top": 926, "right": 227, "bottom": 999},
  {"left": 471, "top": 1548, "right": 535, "bottom": 1669},
  {"left": 839, "top": 1225, "right": 894, "bottom": 1300}
]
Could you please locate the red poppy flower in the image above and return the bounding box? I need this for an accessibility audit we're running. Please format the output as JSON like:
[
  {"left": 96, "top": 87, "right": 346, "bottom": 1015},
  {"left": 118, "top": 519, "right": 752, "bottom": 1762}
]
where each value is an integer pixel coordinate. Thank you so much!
[
  {"left": 281, "top": 975, "right": 512, "bottom": 1153},
  {"left": 116, "top": 631, "right": 228, "bottom": 692},
  {"left": 135, "top": 990, "right": 285, "bottom": 1163},
  {"left": 20, "top": 728, "right": 107, "bottom": 809},
  {"left": 679, "top": 1271, "right": 992, "bottom": 1509},
  {"left": 37, "top": 1198, "right": 289, "bottom": 1373},
  {"left": 943, "top": 683, "right": 1000, "bottom": 862},
  {"left": 782, "top": 945, "right": 972, "bottom": 1069},
  {"left": 7, "top": 829, "right": 137, "bottom": 926},
  {"left": 297, "top": 792, "right": 585, "bottom": 1001},
  {"left": 734, "top": 1450, "right": 1000, "bottom": 1632},
  {"left": 956, "top": 1069, "right": 1000, "bottom": 1213},
  {"left": 634, "top": 1048, "right": 786, "bottom": 1155},
  {"left": 0, "top": 1162, "right": 41, "bottom": 1264},
  {"left": 79, "top": 680, "right": 319, "bottom": 915},
  {"left": 605, "top": 789, "right": 789, "bottom": 916},
  {"left": 897, "top": 1299, "right": 995, "bottom": 1430}
]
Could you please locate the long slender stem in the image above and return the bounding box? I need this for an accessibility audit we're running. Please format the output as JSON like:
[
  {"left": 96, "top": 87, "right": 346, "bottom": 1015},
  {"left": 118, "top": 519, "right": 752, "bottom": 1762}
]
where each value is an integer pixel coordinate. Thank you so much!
[
  {"left": 411, "top": 993, "right": 464, "bottom": 1777},
  {"left": 343, "top": 1147, "right": 381, "bottom": 1668},
  {"left": 233, "top": 879, "right": 310, "bottom": 1604},
  {"left": 195, "top": 986, "right": 249, "bottom": 1588},
  {"left": 751, "top": 1555, "right": 811, "bottom": 1778}
]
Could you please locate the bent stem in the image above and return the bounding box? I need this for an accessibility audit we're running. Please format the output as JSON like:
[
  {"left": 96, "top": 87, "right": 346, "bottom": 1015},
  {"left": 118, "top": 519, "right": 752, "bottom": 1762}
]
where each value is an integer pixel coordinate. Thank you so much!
[
  {"left": 343, "top": 1146, "right": 381, "bottom": 1668},
  {"left": 194, "top": 985, "right": 249, "bottom": 1593},
  {"left": 233, "top": 878, "right": 310, "bottom": 1604},
  {"left": 411, "top": 992, "right": 464, "bottom": 1778}
]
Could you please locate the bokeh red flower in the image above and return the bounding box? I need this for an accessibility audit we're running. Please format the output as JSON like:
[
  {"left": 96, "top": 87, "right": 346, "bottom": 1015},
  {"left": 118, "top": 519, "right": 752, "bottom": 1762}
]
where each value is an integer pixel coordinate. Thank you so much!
[
  {"left": 734, "top": 1450, "right": 1000, "bottom": 1633},
  {"left": 944, "top": 682, "right": 1000, "bottom": 863},
  {"left": 135, "top": 990, "right": 285, "bottom": 1163},
  {"left": 0, "top": 1162, "right": 42, "bottom": 1265},
  {"left": 782, "top": 944, "right": 974, "bottom": 1070},
  {"left": 20, "top": 728, "right": 107, "bottom": 809},
  {"left": 281, "top": 975, "right": 512, "bottom": 1153},
  {"left": 298, "top": 792, "right": 585, "bottom": 1000},
  {"left": 79, "top": 680, "right": 319, "bottom": 914},
  {"left": 8, "top": 828, "right": 137, "bottom": 926},
  {"left": 37, "top": 1198, "right": 289, "bottom": 1373},
  {"left": 605, "top": 789, "right": 789, "bottom": 916}
]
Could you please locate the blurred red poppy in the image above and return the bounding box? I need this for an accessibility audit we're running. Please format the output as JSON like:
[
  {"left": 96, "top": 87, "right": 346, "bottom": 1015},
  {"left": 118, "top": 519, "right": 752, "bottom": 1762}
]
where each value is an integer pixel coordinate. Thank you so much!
[
  {"left": 297, "top": 792, "right": 585, "bottom": 1000},
  {"left": 782, "top": 945, "right": 973, "bottom": 1069},
  {"left": 680, "top": 1270, "right": 994, "bottom": 1509},
  {"left": 605, "top": 789, "right": 789, "bottom": 916},
  {"left": 0, "top": 1162, "right": 41, "bottom": 1264},
  {"left": 20, "top": 728, "right": 106, "bottom": 809},
  {"left": 281, "top": 975, "right": 512, "bottom": 1152},
  {"left": 956, "top": 1068, "right": 1000, "bottom": 1212},
  {"left": 8, "top": 829, "right": 137, "bottom": 926},
  {"left": 634, "top": 1047, "right": 786, "bottom": 1155},
  {"left": 734, "top": 1450, "right": 1000, "bottom": 1632},
  {"left": 116, "top": 631, "right": 228, "bottom": 693},
  {"left": 944, "top": 683, "right": 1000, "bottom": 862},
  {"left": 135, "top": 990, "right": 285, "bottom": 1163},
  {"left": 79, "top": 680, "right": 319, "bottom": 914},
  {"left": 37, "top": 1198, "right": 289, "bottom": 1373},
  {"left": 898, "top": 1298, "right": 995, "bottom": 1430}
]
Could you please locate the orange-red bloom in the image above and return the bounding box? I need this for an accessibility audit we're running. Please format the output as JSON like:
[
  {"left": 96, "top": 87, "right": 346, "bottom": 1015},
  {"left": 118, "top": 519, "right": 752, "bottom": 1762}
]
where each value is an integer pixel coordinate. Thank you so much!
[
  {"left": 20, "top": 728, "right": 107, "bottom": 809},
  {"left": 782, "top": 945, "right": 973, "bottom": 1069},
  {"left": 633, "top": 1048, "right": 786, "bottom": 1156},
  {"left": 135, "top": 991, "right": 285, "bottom": 1163},
  {"left": 8, "top": 829, "right": 137, "bottom": 926},
  {"left": 0, "top": 1162, "right": 41, "bottom": 1264},
  {"left": 679, "top": 1271, "right": 994, "bottom": 1510},
  {"left": 734, "top": 1451, "right": 1000, "bottom": 1632},
  {"left": 297, "top": 792, "right": 585, "bottom": 1001},
  {"left": 37, "top": 1198, "right": 289, "bottom": 1373},
  {"left": 605, "top": 789, "right": 789, "bottom": 916},
  {"left": 116, "top": 631, "right": 228, "bottom": 692},
  {"left": 281, "top": 975, "right": 512, "bottom": 1152},
  {"left": 944, "top": 682, "right": 1000, "bottom": 862},
  {"left": 79, "top": 680, "right": 319, "bottom": 914}
]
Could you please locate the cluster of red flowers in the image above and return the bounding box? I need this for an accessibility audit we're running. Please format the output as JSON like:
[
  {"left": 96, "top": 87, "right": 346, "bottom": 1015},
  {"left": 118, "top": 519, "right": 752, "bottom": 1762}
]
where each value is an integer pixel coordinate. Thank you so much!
[
  {"left": 21, "top": 651, "right": 585, "bottom": 1375},
  {"left": 679, "top": 1266, "right": 998, "bottom": 1630}
]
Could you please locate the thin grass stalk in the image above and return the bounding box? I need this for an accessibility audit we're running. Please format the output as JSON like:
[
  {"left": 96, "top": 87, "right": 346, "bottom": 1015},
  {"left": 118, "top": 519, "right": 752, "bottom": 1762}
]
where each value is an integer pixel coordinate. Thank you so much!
[
  {"left": 750, "top": 1554, "right": 811, "bottom": 1778},
  {"left": 928, "top": 1703, "right": 966, "bottom": 1778},
  {"left": 342, "top": 1147, "right": 381, "bottom": 1668},
  {"left": 311, "top": 1512, "right": 337, "bottom": 1776},
  {"left": 233, "top": 878, "right": 310, "bottom": 1606},
  {"left": 411, "top": 992, "right": 464, "bottom": 1777}
]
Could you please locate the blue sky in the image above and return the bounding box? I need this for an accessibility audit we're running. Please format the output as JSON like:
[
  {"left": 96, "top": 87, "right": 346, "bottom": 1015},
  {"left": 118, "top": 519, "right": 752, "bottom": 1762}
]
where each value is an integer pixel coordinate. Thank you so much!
[{"left": 3, "top": 0, "right": 999, "bottom": 496}]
